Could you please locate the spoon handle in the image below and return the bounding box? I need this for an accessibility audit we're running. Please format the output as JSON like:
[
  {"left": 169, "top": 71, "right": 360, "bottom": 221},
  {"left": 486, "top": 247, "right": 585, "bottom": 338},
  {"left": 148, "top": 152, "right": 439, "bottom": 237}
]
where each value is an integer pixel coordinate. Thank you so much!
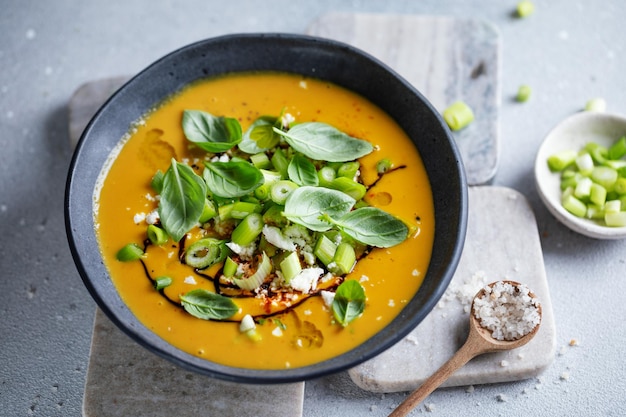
[{"left": 388, "top": 337, "right": 481, "bottom": 417}]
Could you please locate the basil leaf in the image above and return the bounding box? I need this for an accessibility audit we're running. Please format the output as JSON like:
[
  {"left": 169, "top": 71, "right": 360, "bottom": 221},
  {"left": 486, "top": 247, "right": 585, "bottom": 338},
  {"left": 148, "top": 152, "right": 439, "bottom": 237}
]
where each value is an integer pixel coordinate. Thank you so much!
[
  {"left": 283, "top": 186, "right": 355, "bottom": 232},
  {"left": 332, "top": 280, "right": 365, "bottom": 326},
  {"left": 273, "top": 122, "right": 373, "bottom": 162},
  {"left": 239, "top": 116, "right": 281, "bottom": 154},
  {"left": 180, "top": 289, "right": 238, "bottom": 320},
  {"left": 287, "top": 154, "right": 319, "bottom": 186},
  {"left": 202, "top": 160, "right": 264, "bottom": 198},
  {"left": 182, "top": 110, "right": 242, "bottom": 153},
  {"left": 158, "top": 159, "right": 207, "bottom": 242},
  {"left": 334, "top": 207, "right": 408, "bottom": 248}
]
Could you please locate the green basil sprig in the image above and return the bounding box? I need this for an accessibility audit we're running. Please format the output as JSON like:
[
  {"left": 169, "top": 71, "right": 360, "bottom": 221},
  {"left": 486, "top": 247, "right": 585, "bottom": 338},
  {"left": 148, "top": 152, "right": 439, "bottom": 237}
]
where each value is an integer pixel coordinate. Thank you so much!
[
  {"left": 202, "top": 160, "right": 264, "bottom": 198},
  {"left": 239, "top": 116, "right": 281, "bottom": 153},
  {"left": 180, "top": 289, "right": 239, "bottom": 320},
  {"left": 328, "top": 207, "right": 409, "bottom": 248},
  {"left": 158, "top": 159, "right": 207, "bottom": 242},
  {"left": 332, "top": 280, "right": 366, "bottom": 326},
  {"left": 182, "top": 110, "right": 242, "bottom": 153},
  {"left": 287, "top": 154, "right": 319, "bottom": 186},
  {"left": 273, "top": 122, "right": 374, "bottom": 162},
  {"left": 283, "top": 186, "right": 355, "bottom": 232}
]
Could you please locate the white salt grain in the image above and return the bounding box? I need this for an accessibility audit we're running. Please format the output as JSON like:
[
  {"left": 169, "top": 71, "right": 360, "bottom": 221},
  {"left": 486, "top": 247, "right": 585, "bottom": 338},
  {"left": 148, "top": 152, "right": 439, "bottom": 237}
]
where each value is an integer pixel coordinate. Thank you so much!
[{"left": 472, "top": 281, "right": 540, "bottom": 341}]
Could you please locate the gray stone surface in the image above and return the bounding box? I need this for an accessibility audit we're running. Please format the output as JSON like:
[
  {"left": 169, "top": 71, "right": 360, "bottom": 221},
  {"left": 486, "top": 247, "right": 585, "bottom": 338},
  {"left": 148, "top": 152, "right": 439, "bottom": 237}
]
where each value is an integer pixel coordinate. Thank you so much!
[
  {"left": 83, "top": 310, "right": 304, "bottom": 417},
  {"left": 350, "top": 186, "right": 556, "bottom": 392},
  {"left": 2, "top": 1, "right": 626, "bottom": 416}
]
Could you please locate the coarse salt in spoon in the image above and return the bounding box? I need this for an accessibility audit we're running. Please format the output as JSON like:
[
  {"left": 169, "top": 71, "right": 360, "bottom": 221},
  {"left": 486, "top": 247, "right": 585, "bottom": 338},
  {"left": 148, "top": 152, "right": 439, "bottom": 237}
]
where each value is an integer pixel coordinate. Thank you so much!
[{"left": 389, "top": 280, "right": 542, "bottom": 417}]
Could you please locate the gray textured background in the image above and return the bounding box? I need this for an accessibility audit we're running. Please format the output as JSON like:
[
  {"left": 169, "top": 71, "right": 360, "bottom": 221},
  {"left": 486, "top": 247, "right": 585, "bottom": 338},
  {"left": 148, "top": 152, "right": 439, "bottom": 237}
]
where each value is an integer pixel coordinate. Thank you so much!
[{"left": 1, "top": 1, "right": 625, "bottom": 416}]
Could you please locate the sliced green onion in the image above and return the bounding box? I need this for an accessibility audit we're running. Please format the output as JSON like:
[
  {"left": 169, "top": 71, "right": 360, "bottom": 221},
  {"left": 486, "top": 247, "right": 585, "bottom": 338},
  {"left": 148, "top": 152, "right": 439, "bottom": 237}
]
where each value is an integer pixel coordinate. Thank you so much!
[
  {"left": 280, "top": 251, "right": 302, "bottom": 283},
  {"left": 585, "top": 98, "right": 606, "bottom": 112},
  {"left": 586, "top": 204, "right": 605, "bottom": 220},
  {"left": 605, "top": 199, "right": 621, "bottom": 213},
  {"left": 314, "top": 234, "right": 337, "bottom": 267},
  {"left": 561, "top": 192, "right": 587, "bottom": 218},
  {"left": 199, "top": 199, "right": 217, "bottom": 223},
  {"left": 147, "top": 224, "right": 168, "bottom": 246},
  {"left": 376, "top": 158, "right": 393, "bottom": 174},
  {"left": 317, "top": 166, "right": 336, "bottom": 187},
  {"left": 222, "top": 256, "right": 239, "bottom": 278},
  {"left": 271, "top": 148, "right": 289, "bottom": 179},
  {"left": 548, "top": 150, "right": 577, "bottom": 171},
  {"left": 327, "top": 177, "right": 367, "bottom": 201},
  {"left": 605, "top": 211, "right": 626, "bottom": 227},
  {"left": 584, "top": 142, "right": 608, "bottom": 165},
  {"left": 184, "top": 238, "right": 227, "bottom": 269},
  {"left": 231, "top": 213, "right": 264, "bottom": 246},
  {"left": 575, "top": 153, "right": 594, "bottom": 175},
  {"left": 262, "top": 204, "right": 287, "bottom": 227},
  {"left": 590, "top": 183, "right": 607, "bottom": 206},
  {"left": 250, "top": 152, "right": 271, "bottom": 169},
  {"left": 614, "top": 178, "right": 626, "bottom": 195},
  {"left": 574, "top": 177, "right": 593, "bottom": 201},
  {"left": 591, "top": 166, "right": 618, "bottom": 190},
  {"left": 154, "top": 276, "right": 173, "bottom": 290},
  {"left": 233, "top": 252, "right": 272, "bottom": 290},
  {"left": 116, "top": 243, "right": 144, "bottom": 262},
  {"left": 337, "top": 162, "right": 360, "bottom": 179},
  {"left": 443, "top": 101, "right": 474, "bottom": 131},
  {"left": 329, "top": 242, "right": 356, "bottom": 275},
  {"left": 270, "top": 180, "right": 298, "bottom": 205},
  {"left": 229, "top": 201, "right": 262, "bottom": 219},
  {"left": 516, "top": 0, "right": 534, "bottom": 17},
  {"left": 218, "top": 203, "right": 235, "bottom": 220},
  {"left": 516, "top": 85, "right": 532, "bottom": 102},
  {"left": 254, "top": 169, "right": 282, "bottom": 200}
]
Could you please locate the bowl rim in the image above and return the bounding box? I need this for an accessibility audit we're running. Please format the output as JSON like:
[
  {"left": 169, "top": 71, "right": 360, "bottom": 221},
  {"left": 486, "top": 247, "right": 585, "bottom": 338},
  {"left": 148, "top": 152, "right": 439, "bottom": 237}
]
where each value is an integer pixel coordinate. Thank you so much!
[
  {"left": 534, "top": 111, "right": 626, "bottom": 240},
  {"left": 65, "top": 32, "right": 468, "bottom": 383}
]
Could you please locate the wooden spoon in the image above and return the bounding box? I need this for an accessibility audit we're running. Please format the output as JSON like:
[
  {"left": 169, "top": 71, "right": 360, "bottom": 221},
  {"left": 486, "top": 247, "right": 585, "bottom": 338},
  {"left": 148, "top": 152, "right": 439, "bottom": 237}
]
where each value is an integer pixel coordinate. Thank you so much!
[{"left": 389, "top": 281, "right": 542, "bottom": 417}]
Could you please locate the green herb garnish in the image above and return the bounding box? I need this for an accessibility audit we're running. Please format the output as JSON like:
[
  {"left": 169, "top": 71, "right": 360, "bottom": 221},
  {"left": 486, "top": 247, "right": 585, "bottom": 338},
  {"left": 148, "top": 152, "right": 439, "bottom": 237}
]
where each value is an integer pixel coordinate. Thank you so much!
[
  {"left": 182, "top": 110, "right": 242, "bottom": 153},
  {"left": 180, "top": 289, "right": 239, "bottom": 320},
  {"left": 202, "top": 160, "right": 264, "bottom": 198},
  {"left": 158, "top": 159, "right": 207, "bottom": 242},
  {"left": 273, "top": 122, "right": 374, "bottom": 162},
  {"left": 332, "top": 280, "right": 366, "bottom": 326}
]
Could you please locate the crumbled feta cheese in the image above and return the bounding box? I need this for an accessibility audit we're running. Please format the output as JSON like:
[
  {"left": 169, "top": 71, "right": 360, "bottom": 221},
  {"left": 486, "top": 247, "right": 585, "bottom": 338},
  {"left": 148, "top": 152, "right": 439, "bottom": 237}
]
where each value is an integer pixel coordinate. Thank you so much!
[
  {"left": 359, "top": 274, "right": 369, "bottom": 283},
  {"left": 184, "top": 276, "right": 197, "bottom": 285},
  {"left": 225, "top": 241, "right": 256, "bottom": 261},
  {"left": 320, "top": 290, "right": 335, "bottom": 308},
  {"left": 133, "top": 213, "right": 146, "bottom": 224},
  {"left": 262, "top": 225, "right": 296, "bottom": 251},
  {"left": 144, "top": 193, "right": 157, "bottom": 202},
  {"left": 289, "top": 267, "right": 323, "bottom": 293},
  {"left": 412, "top": 269, "right": 420, "bottom": 277},
  {"left": 145, "top": 209, "right": 160, "bottom": 225},
  {"left": 272, "top": 327, "right": 283, "bottom": 337},
  {"left": 388, "top": 299, "right": 395, "bottom": 307}
]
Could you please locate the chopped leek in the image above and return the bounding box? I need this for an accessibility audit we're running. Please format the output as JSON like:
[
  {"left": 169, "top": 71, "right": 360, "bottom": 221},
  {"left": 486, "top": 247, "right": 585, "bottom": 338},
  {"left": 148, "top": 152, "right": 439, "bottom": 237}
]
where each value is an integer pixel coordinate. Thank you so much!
[{"left": 443, "top": 101, "right": 474, "bottom": 131}]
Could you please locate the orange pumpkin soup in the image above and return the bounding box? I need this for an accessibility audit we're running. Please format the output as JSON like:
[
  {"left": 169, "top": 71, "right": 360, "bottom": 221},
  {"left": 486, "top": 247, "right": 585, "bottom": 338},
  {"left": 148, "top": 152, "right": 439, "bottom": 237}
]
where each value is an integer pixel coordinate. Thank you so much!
[{"left": 95, "top": 72, "right": 434, "bottom": 369}]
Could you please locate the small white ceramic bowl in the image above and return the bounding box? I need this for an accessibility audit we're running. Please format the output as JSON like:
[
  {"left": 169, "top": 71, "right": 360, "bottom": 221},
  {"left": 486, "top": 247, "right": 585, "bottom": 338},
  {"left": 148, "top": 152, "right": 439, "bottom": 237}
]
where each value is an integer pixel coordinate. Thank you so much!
[{"left": 535, "top": 111, "right": 626, "bottom": 239}]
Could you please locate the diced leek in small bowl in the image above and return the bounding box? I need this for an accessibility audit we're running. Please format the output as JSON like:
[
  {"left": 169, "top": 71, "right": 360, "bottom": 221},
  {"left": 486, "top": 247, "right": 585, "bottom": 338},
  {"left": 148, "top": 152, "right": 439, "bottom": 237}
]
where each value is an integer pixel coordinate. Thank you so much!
[{"left": 535, "top": 111, "right": 626, "bottom": 239}]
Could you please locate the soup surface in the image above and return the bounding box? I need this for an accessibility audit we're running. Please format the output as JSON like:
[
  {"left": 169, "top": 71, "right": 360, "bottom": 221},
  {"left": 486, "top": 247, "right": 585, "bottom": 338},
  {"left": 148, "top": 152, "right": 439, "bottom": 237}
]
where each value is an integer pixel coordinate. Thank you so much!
[{"left": 95, "top": 72, "right": 434, "bottom": 369}]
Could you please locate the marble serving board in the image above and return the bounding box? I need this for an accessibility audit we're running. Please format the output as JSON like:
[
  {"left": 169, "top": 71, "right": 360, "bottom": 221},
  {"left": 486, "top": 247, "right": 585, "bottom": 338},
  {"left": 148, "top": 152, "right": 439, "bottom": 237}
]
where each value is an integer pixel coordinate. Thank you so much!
[
  {"left": 307, "top": 12, "right": 501, "bottom": 185},
  {"left": 348, "top": 186, "right": 557, "bottom": 393}
]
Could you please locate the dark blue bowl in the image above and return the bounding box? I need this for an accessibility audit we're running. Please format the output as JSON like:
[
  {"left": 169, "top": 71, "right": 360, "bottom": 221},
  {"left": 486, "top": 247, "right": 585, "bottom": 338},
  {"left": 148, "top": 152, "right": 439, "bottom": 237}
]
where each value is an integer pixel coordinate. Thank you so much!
[{"left": 65, "top": 33, "right": 467, "bottom": 384}]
